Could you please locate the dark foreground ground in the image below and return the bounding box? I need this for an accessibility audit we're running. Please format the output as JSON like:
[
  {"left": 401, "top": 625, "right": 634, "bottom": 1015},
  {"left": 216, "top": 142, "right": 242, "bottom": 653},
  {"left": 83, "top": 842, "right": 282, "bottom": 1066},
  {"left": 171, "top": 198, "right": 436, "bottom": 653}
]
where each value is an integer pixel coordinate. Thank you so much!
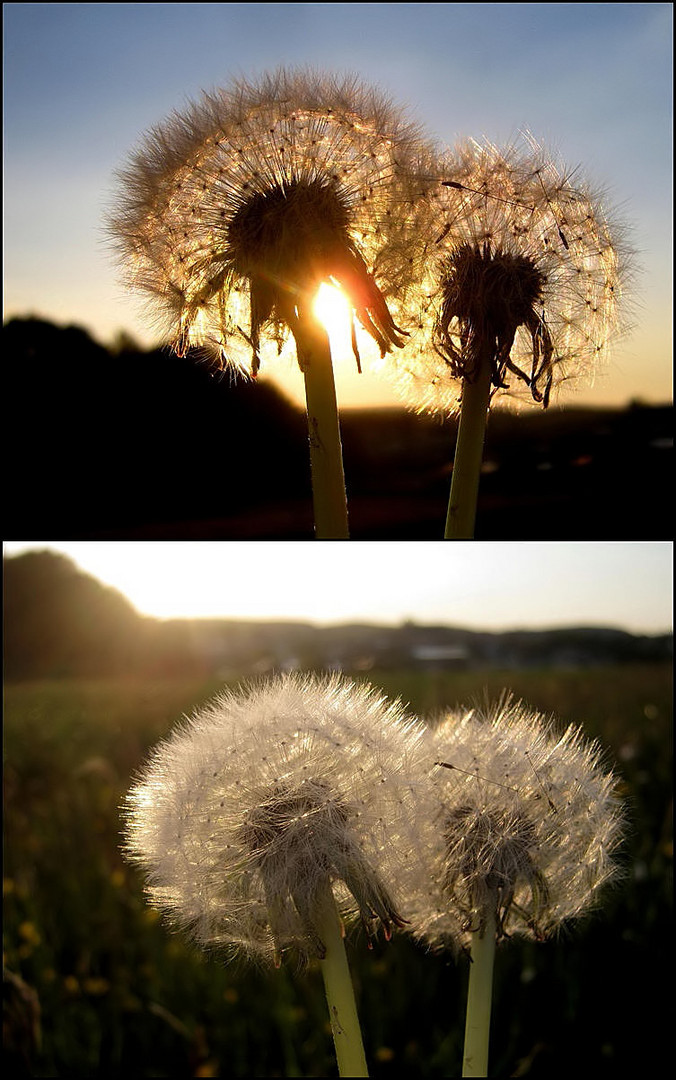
[{"left": 3, "top": 317, "right": 672, "bottom": 539}]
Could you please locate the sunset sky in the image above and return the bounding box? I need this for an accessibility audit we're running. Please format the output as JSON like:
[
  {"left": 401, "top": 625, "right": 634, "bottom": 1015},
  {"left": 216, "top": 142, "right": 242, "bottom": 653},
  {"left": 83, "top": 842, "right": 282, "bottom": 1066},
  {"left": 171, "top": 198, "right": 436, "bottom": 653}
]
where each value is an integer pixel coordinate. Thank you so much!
[
  {"left": 3, "top": 3, "right": 672, "bottom": 410},
  {"left": 3, "top": 541, "right": 672, "bottom": 634}
]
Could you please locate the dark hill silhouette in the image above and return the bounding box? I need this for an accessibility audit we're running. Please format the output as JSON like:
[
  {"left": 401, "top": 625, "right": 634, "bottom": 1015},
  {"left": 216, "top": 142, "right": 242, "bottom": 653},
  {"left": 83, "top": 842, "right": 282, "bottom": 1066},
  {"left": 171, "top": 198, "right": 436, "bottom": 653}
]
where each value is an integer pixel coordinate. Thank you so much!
[
  {"left": 3, "top": 548, "right": 143, "bottom": 678},
  {"left": 2, "top": 549, "right": 209, "bottom": 679},
  {"left": 2, "top": 317, "right": 310, "bottom": 536},
  {"left": 3, "top": 317, "right": 672, "bottom": 538}
]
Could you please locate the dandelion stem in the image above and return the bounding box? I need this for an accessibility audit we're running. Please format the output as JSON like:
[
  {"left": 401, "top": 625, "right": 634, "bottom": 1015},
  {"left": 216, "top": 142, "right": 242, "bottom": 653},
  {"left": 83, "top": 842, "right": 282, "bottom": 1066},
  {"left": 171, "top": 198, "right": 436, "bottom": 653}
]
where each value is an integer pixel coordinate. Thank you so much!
[
  {"left": 294, "top": 313, "right": 350, "bottom": 539},
  {"left": 444, "top": 356, "right": 492, "bottom": 539},
  {"left": 462, "top": 903, "right": 497, "bottom": 1078},
  {"left": 316, "top": 878, "right": 369, "bottom": 1077}
]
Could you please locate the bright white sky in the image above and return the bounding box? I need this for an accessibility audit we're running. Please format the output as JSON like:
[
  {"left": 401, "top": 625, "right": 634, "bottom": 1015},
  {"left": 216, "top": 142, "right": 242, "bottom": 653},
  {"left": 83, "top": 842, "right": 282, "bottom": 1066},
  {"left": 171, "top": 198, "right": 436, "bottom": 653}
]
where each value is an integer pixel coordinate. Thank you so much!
[
  {"left": 3, "top": 541, "right": 672, "bottom": 634},
  {"left": 3, "top": 2, "right": 673, "bottom": 409}
]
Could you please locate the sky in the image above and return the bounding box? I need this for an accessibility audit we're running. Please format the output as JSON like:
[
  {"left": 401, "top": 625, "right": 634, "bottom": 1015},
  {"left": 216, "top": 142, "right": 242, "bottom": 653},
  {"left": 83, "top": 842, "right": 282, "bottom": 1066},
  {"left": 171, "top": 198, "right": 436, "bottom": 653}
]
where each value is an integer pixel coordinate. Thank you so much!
[
  {"left": 3, "top": 2, "right": 673, "bottom": 410},
  {"left": 3, "top": 541, "right": 672, "bottom": 634}
]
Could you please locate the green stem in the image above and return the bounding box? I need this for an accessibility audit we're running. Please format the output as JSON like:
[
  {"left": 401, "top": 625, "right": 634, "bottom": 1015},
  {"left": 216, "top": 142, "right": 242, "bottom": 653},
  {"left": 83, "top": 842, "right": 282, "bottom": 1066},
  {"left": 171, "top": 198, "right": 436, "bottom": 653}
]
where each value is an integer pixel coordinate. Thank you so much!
[
  {"left": 315, "top": 879, "right": 368, "bottom": 1077},
  {"left": 293, "top": 314, "right": 350, "bottom": 539},
  {"left": 444, "top": 356, "right": 493, "bottom": 539},
  {"left": 462, "top": 904, "right": 497, "bottom": 1078}
]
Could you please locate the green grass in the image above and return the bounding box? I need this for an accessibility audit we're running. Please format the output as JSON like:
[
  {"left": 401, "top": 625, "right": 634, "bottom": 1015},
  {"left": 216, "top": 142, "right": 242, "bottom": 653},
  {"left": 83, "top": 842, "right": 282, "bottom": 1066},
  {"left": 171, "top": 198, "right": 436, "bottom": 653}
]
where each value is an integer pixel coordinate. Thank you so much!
[{"left": 3, "top": 666, "right": 672, "bottom": 1077}]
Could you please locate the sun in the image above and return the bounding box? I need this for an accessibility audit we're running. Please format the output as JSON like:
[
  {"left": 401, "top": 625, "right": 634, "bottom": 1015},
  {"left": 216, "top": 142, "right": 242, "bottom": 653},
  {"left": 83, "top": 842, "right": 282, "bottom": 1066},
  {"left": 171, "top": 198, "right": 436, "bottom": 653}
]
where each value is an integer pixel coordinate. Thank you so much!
[
  {"left": 311, "top": 281, "right": 384, "bottom": 373},
  {"left": 312, "top": 282, "right": 352, "bottom": 348}
]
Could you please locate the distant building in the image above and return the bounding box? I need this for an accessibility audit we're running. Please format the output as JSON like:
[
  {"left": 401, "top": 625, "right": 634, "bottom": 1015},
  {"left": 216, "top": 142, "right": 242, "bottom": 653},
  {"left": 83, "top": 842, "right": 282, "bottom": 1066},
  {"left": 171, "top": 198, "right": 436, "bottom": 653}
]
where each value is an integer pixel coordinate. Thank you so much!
[{"left": 410, "top": 645, "right": 469, "bottom": 670}]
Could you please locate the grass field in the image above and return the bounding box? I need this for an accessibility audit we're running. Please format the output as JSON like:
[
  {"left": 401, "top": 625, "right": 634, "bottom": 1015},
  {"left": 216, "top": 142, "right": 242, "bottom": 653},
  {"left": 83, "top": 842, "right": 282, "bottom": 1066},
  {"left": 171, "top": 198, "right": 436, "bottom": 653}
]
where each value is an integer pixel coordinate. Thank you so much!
[{"left": 3, "top": 665, "right": 672, "bottom": 1077}]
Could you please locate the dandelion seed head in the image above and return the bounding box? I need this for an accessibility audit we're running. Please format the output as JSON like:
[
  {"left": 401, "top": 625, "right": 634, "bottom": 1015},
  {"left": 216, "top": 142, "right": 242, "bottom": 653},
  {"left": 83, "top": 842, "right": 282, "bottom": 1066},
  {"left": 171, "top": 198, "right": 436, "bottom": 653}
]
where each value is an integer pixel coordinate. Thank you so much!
[
  {"left": 106, "top": 68, "right": 437, "bottom": 376},
  {"left": 396, "top": 694, "right": 624, "bottom": 951},
  {"left": 122, "top": 672, "right": 429, "bottom": 966},
  {"left": 388, "top": 135, "right": 633, "bottom": 413}
]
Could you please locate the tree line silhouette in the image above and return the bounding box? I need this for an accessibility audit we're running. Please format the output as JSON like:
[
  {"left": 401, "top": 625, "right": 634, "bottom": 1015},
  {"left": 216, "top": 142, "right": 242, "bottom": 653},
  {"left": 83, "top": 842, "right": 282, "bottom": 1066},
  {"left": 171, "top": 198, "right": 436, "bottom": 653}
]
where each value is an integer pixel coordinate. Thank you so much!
[{"left": 3, "top": 317, "right": 672, "bottom": 538}]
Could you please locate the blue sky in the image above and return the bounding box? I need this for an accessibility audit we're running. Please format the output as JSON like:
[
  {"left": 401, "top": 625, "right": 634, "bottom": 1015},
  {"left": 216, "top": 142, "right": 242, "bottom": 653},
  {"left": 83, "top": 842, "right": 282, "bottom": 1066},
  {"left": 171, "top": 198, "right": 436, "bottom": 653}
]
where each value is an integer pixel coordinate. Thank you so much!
[
  {"left": 3, "top": 541, "right": 672, "bottom": 634},
  {"left": 3, "top": 3, "right": 672, "bottom": 409}
]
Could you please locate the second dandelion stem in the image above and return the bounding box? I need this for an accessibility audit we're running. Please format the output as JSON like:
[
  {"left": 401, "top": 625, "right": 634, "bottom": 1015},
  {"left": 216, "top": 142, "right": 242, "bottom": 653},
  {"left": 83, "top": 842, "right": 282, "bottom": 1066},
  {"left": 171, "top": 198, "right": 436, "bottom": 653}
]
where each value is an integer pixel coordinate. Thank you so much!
[
  {"left": 316, "top": 878, "right": 369, "bottom": 1077},
  {"left": 444, "top": 355, "right": 493, "bottom": 539},
  {"left": 294, "top": 314, "right": 350, "bottom": 539}
]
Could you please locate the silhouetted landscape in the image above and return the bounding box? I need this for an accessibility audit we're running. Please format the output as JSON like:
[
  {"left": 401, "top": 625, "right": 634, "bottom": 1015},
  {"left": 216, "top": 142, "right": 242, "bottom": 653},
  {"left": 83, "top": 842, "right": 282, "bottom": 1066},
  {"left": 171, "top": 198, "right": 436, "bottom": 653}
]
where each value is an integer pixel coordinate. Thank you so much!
[{"left": 3, "top": 318, "right": 673, "bottom": 539}]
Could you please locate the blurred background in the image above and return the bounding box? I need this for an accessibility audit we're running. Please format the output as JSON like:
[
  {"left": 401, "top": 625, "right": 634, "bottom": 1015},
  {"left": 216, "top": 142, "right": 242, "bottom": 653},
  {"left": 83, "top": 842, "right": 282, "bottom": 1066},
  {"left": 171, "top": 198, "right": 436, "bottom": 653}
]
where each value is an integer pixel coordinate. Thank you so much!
[
  {"left": 3, "top": 3, "right": 673, "bottom": 539},
  {"left": 3, "top": 541, "right": 673, "bottom": 1076}
]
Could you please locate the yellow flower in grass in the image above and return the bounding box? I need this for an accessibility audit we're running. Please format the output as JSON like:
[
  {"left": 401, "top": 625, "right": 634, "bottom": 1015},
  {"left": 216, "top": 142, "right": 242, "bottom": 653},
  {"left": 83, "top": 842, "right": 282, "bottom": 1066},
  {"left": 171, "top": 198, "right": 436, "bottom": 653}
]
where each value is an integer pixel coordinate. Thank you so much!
[{"left": 18, "top": 922, "right": 41, "bottom": 947}]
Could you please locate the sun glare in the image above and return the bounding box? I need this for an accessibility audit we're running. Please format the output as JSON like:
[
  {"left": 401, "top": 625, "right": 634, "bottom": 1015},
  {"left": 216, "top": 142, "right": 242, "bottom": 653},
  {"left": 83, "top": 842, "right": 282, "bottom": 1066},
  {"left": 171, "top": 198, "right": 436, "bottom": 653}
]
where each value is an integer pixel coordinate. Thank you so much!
[
  {"left": 311, "top": 281, "right": 386, "bottom": 375},
  {"left": 313, "top": 282, "right": 352, "bottom": 349}
]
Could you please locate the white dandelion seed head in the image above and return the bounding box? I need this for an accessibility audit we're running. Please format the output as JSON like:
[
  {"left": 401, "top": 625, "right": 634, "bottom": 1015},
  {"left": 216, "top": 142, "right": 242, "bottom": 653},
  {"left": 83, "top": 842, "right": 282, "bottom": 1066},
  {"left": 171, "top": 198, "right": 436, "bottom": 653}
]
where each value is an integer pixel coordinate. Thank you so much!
[
  {"left": 106, "top": 67, "right": 439, "bottom": 377},
  {"left": 122, "top": 672, "right": 431, "bottom": 966},
  {"left": 387, "top": 134, "right": 633, "bottom": 414},
  {"left": 396, "top": 694, "right": 624, "bottom": 952}
]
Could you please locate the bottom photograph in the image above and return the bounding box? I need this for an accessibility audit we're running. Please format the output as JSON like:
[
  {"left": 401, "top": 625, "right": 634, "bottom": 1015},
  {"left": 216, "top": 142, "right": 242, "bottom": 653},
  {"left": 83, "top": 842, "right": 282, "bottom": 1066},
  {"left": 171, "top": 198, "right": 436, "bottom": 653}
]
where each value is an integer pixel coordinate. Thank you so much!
[{"left": 3, "top": 540, "right": 672, "bottom": 1079}]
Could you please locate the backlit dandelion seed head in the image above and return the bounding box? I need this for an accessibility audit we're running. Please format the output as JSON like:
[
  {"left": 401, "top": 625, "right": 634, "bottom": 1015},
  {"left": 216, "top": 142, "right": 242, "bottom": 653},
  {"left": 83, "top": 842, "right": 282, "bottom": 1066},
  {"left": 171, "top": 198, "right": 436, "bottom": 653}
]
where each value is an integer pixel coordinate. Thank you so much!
[
  {"left": 122, "top": 673, "right": 430, "bottom": 966},
  {"left": 106, "top": 67, "right": 438, "bottom": 376},
  {"left": 396, "top": 695, "right": 624, "bottom": 952},
  {"left": 389, "top": 135, "right": 632, "bottom": 413}
]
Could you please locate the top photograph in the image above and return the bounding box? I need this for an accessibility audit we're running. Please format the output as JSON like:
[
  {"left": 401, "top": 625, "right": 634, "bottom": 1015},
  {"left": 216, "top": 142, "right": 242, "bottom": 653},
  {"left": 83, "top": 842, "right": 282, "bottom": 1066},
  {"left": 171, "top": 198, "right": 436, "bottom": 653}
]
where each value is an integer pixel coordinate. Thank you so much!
[{"left": 3, "top": 3, "right": 672, "bottom": 540}]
